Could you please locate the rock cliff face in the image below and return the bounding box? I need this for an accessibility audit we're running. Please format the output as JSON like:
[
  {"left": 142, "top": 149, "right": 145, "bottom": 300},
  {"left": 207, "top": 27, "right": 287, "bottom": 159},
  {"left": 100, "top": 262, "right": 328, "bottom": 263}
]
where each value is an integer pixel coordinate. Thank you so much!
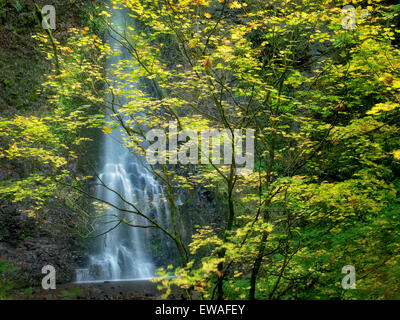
[
  {"left": 148, "top": 184, "right": 226, "bottom": 269},
  {"left": 0, "top": 0, "right": 95, "bottom": 288},
  {"left": 0, "top": 169, "right": 78, "bottom": 285}
]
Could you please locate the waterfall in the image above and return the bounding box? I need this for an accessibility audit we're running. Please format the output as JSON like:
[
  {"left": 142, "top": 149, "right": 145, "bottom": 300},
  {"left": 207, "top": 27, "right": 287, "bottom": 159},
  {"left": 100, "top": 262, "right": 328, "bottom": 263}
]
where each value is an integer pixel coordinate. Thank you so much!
[{"left": 76, "top": 4, "right": 167, "bottom": 282}]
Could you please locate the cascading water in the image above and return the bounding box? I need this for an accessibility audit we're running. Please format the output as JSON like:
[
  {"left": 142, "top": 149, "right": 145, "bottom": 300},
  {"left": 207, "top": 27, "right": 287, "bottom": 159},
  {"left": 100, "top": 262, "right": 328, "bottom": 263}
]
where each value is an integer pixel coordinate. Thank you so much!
[{"left": 76, "top": 5, "right": 168, "bottom": 282}]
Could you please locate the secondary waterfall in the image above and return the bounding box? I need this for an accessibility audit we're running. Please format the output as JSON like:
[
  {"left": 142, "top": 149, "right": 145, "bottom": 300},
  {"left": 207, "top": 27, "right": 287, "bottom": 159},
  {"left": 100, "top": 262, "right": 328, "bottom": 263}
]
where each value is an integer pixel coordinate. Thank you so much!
[{"left": 76, "top": 5, "right": 167, "bottom": 282}]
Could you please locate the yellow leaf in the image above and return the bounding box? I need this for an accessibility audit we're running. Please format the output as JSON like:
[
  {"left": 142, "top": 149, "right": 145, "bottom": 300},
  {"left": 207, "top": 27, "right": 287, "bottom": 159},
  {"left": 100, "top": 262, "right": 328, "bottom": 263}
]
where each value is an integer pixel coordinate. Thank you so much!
[
  {"left": 102, "top": 126, "right": 112, "bottom": 134},
  {"left": 366, "top": 103, "right": 399, "bottom": 115},
  {"left": 393, "top": 150, "right": 400, "bottom": 161},
  {"left": 229, "top": 1, "right": 241, "bottom": 9}
]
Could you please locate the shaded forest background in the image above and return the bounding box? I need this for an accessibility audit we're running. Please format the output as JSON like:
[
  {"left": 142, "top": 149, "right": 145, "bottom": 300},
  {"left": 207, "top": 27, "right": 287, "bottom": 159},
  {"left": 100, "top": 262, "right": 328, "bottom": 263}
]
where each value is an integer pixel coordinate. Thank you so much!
[{"left": 0, "top": 0, "right": 400, "bottom": 300}]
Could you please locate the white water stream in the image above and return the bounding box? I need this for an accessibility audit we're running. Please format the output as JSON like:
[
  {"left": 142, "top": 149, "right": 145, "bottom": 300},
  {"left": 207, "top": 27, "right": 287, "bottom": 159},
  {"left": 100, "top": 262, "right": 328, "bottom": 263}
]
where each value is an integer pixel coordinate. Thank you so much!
[{"left": 76, "top": 5, "right": 168, "bottom": 282}]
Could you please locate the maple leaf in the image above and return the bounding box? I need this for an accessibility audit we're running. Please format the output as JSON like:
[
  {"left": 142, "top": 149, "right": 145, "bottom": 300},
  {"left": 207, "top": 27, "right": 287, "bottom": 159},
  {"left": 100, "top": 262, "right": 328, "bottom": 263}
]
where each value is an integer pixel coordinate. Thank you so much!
[{"left": 102, "top": 126, "right": 112, "bottom": 134}]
